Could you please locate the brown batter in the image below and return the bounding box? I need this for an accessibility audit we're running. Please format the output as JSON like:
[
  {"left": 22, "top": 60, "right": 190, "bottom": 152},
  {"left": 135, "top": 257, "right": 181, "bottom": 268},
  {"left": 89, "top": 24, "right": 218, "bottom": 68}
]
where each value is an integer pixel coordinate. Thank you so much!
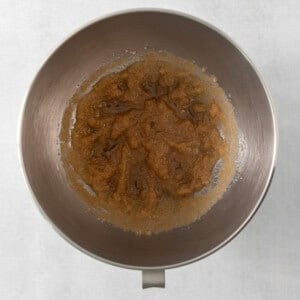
[{"left": 60, "top": 52, "right": 238, "bottom": 234}]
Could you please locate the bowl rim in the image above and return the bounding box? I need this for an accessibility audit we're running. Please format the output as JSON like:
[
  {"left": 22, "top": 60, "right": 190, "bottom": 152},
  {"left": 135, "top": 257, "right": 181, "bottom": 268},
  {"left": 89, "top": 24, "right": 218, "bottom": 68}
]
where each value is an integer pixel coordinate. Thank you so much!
[{"left": 18, "top": 8, "right": 278, "bottom": 270}]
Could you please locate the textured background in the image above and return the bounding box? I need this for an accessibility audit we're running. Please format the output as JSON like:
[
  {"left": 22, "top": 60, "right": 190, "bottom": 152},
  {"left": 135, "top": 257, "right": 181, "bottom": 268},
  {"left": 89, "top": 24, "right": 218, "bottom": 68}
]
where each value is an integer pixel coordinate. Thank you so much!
[{"left": 0, "top": 0, "right": 299, "bottom": 299}]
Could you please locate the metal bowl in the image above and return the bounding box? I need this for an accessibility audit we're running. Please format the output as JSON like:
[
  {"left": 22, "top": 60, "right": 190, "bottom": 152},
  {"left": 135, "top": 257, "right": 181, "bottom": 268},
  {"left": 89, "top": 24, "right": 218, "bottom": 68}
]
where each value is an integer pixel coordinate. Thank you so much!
[{"left": 19, "top": 10, "right": 277, "bottom": 287}]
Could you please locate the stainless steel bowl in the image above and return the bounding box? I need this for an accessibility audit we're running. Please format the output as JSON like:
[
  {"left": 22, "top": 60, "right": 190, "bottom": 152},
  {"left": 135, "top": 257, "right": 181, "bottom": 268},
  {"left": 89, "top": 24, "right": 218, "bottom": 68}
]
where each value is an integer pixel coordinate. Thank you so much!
[{"left": 19, "top": 10, "right": 277, "bottom": 288}]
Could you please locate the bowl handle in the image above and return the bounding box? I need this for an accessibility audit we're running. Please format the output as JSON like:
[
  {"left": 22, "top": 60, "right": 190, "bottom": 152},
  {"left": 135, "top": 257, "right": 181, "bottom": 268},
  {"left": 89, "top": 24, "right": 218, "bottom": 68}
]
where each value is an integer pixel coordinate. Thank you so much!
[{"left": 142, "top": 269, "right": 165, "bottom": 288}]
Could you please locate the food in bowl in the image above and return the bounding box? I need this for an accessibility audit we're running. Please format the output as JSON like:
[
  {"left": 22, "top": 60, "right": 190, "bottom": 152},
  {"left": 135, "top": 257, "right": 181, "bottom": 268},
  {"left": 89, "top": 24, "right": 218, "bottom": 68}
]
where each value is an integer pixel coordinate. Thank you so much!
[{"left": 60, "top": 51, "right": 238, "bottom": 234}]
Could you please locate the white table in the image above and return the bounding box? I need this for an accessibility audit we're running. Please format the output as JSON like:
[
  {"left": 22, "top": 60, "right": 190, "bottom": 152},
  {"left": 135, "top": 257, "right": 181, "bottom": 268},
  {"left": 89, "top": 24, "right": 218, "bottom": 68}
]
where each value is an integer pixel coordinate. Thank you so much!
[{"left": 0, "top": 1, "right": 299, "bottom": 299}]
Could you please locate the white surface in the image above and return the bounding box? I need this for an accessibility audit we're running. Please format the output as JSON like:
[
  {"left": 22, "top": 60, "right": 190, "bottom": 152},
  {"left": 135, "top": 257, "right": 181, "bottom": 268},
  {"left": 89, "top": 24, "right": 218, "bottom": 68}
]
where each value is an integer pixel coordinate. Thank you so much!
[{"left": 0, "top": 0, "right": 299, "bottom": 299}]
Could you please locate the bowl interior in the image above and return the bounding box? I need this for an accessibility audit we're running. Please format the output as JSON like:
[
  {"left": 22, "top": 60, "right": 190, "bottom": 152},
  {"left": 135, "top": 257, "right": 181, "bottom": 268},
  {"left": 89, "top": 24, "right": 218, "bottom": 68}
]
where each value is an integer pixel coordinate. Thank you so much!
[{"left": 21, "top": 11, "right": 276, "bottom": 268}]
